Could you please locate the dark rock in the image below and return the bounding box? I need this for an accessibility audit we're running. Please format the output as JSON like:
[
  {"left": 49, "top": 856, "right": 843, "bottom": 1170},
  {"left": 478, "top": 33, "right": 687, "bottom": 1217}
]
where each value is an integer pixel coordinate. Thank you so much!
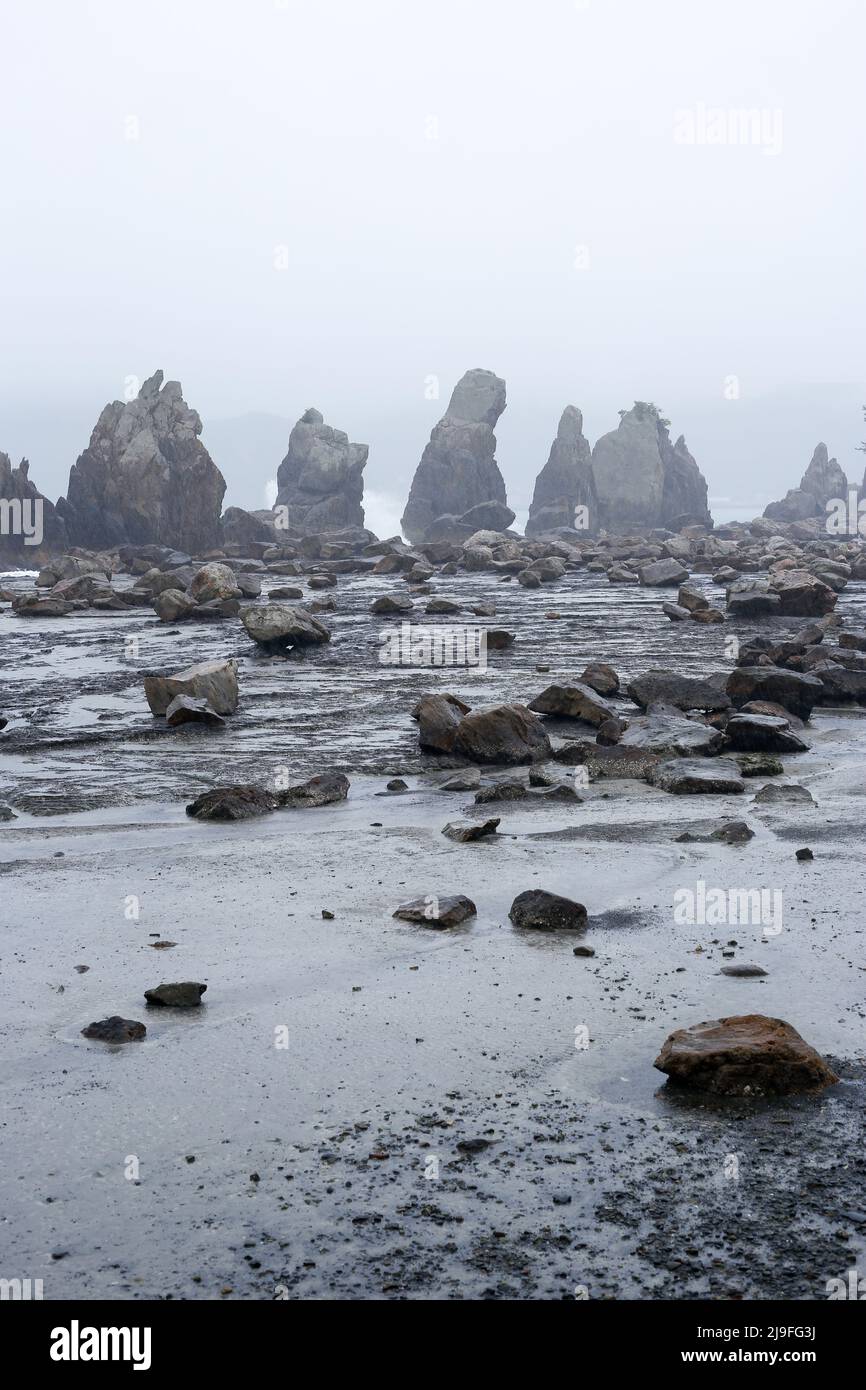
[
  {"left": 412, "top": 693, "right": 471, "bottom": 753},
  {"left": 720, "top": 964, "right": 768, "bottom": 977},
  {"left": 726, "top": 667, "right": 823, "bottom": 721},
  {"left": 619, "top": 703, "right": 724, "bottom": 757},
  {"left": 639, "top": 557, "right": 689, "bottom": 586},
  {"left": 628, "top": 670, "right": 730, "bottom": 713},
  {"left": 580, "top": 661, "right": 619, "bottom": 696},
  {"left": 572, "top": 945, "right": 595, "bottom": 958},
  {"left": 81, "top": 1016, "right": 146, "bottom": 1043},
  {"left": 279, "top": 772, "right": 350, "bottom": 808},
  {"left": 724, "top": 712, "right": 809, "bottom": 754},
  {"left": 186, "top": 785, "right": 278, "bottom": 820},
  {"left": 529, "top": 683, "right": 615, "bottom": 726},
  {"left": 144, "top": 982, "right": 207, "bottom": 1007},
  {"left": 675, "top": 820, "right": 754, "bottom": 844},
  {"left": 241, "top": 603, "right": 331, "bottom": 647},
  {"left": 651, "top": 759, "right": 745, "bottom": 795},
  {"left": 795, "top": 847, "right": 814, "bottom": 861},
  {"left": 438, "top": 768, "right": 481, "bottom": 791},
  {"left": 455, "top": 704, "right": 551, "bottom": 765},
  {"left": 736, "top": 753, "right": 784, "bottom": 778},
  {"left": 752, "top": 782, "right": 815, "bottom": 806},
  {"left": 474, "top": 781, "right": 529, "bottom": 804},
  {"left": 442, "top": 817, "right": 500, "bottom": 842},
  {"left": 509, "top": 889, "right": 588, "bottom": 930}
]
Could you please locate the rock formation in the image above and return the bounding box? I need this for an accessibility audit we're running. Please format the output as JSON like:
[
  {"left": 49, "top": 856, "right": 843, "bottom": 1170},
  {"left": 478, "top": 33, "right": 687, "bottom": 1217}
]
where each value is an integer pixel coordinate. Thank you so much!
[
  {"left": 590, "top": 402, "right": 711, "bottom": 533},
  {"left": 526, "top": 407, "right": 595, "bottom": 535},
  {"left": 763, "top": 443, "right": 849, "bottom": 523},
  {"left": 401, "top": 370, "right": 514, "bottom": 544},
  {"left": 58, "top": 371, "right": 225, "bottom": 553},
  {"left": 274, "top": 408, "right": 368, "bottom": 534},
  {"left": 0, "top": 454, "right": 68, "bottom": 566}
]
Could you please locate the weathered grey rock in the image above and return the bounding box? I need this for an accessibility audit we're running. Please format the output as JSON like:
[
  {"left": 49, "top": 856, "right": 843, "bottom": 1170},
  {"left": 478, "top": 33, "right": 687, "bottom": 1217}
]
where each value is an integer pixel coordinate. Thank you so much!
[
  {"left": 639, "top": 558, "right": 689, "bottom": 587},
  {"left": 752, "top": 782, "right": 815, "bottom": 805},
  {"left": 442, "top": 817, "right": 500, "bottom": 842},
  {"left": 371, "top": 593, "right": 413, "bottom": 614},
  {"left": 438, "top": 767, "right": 482, "bottom": 791},
  {"left": 165, "top": 695, "right": 226, "bottom": 728},
  {"left": 654, "top": 1014, "right": 838, "bottom": 1096},
  {"left": 770, "top": 569, "right": 837, "bottom": 617},
  {"left": 509, "top": 889, "right": 587, "bottom": 930},
  {"left": 189, "top": 562, "right": 240, "bottom": 603},
  {"left": 619, "top": 704, "right": 724, "bottom": 757},
  {"left": 412, "top": 693, "right": 471, "bottom": 753},
  {"left": 274, "top": 407, "right": 368, "bottom": 534},
  {"left": 724, "top": 713, "right": 809, "bottom": 754},
  {"left": 278, "top": 772, "right": 349, "bottom": 808},
  {"left": 553, "top": 742, "right": 659, "bottom": 781},
  {"left": 474, "top": 780, "right": 530, "bottom": 803},
  {"left": 401, "top": 370, "right": 510, "bottom": 543},
  {"left": 628, "top": 670, "right": 730, "bottom": 713},
  {"left": 81, "top": 1016, "right": 146, "bottom": 1043},
  {"left": 677, "top": 585, "right": 709, "bottom": 613},
  {"left": 651, "top": 758, "right": 745, "bottom": 795},
  {"left": 144, "top": 658, "right": 239, "bottom": 717},
  {"left": 455, "top": 704, "right": 551, "bottom": 765},
  {"left": 60, "top": 371, "right": 225, "bottom": 552},
  {"left": 581, "top": 662, "right": 619, "bottom": 696},
  {"left": 144, "top": 982, "right": 207, "bottom": 1007},
  {"left": 720, "top": 963, "right": 768, "bottom": 977},
  {"left": 526, "top": 407, "right": 596, "bottom": 535},
  {"left": 0, "top": 454, "right": 68, "bottom": 565},
  {"left": 675, "top": 820, "right": 754, "bottom": 844},
  {"left": 241, "top": 603, "right": 330, "bottom": 648},
  {"left": 726, "top": 578, "right": 782, "bottom": 617},
  {"left": 529, "top": 683, "right": 615, "bottom": 726},
  {"left": 726, "top": 667, "right": 823, "bottom": 721},
  {"left": 393, "top": 894, "right": 477, "bottom": 927}
]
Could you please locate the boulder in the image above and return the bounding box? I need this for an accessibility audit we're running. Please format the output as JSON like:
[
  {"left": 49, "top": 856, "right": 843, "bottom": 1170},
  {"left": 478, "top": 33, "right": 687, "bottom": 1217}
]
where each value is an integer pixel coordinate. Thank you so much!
[
  {"left": 726, "top": 667, "right": 823, "bottom": 721},
  {"left": 528, "top": 683, "right": 615, "bottom": 726},
  {"left": 654, "top": 1014, "right": 838, "bottom": 1096},
  {"left": 442, "top": 817, "right": 500, "bottom": 842},
  {"left": 393, "top": 895, "right": 477, "bottom": 927},
  {"left": 401, "top": 369, "right": 510, "bottom": 543},
  {"left": 278, "top": 772, "right": 349, "bottom": 808},
  {"left": 724, "top": 713, "right": 809, "bottom": 754},
  {"left": 59, "top": 371, "right": 225, "bottom": 552},
  {"left": 650, "top": 758, "right": 745, "bottom": 794},
  {"left": 144, "top": 982, "right": 207, "bottom": 1007},
  {"left": 274, "top": 407, "right": 368, "bottom": 533},
  {"left": 619, "top": 704, "right": 724, "bottom": 757},
  {"left": 189, "top": 562, "right": 240, "bottom": 603},
  {"left": 144, "top": 658, "right": 239, "bottom": 717},
  {"left": 455, "top": 703, "right": 551, "bottom": 765},
  {"left": 726, "top": 578, "right": 782, "bottom": 617},
  {"left": 186, "top": 785, "right": 279, "bottom": 820},
  {"left": 770, "top": 570, "right": 837, "bottom": 617},
  {"left": 412, "top": 693, "right": 471, "bottom": 753},
  {"left": 580, "top": 661, "right": 619, "bottom": 696},
  {"left": 509, "top": 889, "right": 587, "bottom": 930},
  {"left": 639, "top": 558, "right": 688, "bottom": 587},
  {"left": 752, "top": 782, "right": 815, "bottom": 806},
  {"left": 81, "top": 1016, "right": 146, "bottom": 1043},
  {"left": 628, "top": 670, "right": 730, "bottom": 713},
  {"left": 241, "top": 604, "right": 330, "bottom": 648}
]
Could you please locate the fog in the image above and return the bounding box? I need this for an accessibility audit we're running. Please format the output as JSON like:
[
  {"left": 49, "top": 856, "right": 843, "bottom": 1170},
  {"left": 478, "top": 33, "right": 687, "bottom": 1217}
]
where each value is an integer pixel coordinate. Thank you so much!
[{"left": 2, "top": 0, "right": 864, "bottom": 530}]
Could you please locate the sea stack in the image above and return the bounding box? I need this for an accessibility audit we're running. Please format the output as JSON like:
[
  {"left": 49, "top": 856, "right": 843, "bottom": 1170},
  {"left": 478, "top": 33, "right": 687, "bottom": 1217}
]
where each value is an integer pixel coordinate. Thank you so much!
[
  {"left": 274, "top": 408, "right": 368, "bottom": 534},
  {"left": 401, "top": 369, "right": 514, "bottom": 544},
  {"left": 591, "top": 401, "right": 711, "bottom": 532},
  {"left": 763, "top": 443, "right": 849, "bottom": 523},
  {"left": 0, "top": 454, "right": 68, "bottom": 566},
  {"left": 526, "top": 406, "right": 596, "bottom": 535},
  {"left": 58, "top": 371, "right": 226, "bottom": 553}
]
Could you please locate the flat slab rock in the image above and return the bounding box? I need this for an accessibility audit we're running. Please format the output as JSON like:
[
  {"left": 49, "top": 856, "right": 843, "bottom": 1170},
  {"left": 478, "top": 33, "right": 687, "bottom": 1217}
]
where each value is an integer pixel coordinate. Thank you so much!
[
  {"left": 186, "top": 773, "right": 349, "bottom": 820},
  {"left": 654, "top": 1014, "right": 838, "bottom": 1096},
  {"left": 651, "top": 759, "right": 745, "bottom": 795},
  {"left": 393, "top": 894, "right": 477, "bottom": 927},
  {"left": 509, "top": 889, "right": 587, "bottom": 930},
  {"left": 81, "top": 1016, "right": 146, "bottom": 1043},
  {"left": 675, "top": 819, "right": 754, "bottom": 844}
]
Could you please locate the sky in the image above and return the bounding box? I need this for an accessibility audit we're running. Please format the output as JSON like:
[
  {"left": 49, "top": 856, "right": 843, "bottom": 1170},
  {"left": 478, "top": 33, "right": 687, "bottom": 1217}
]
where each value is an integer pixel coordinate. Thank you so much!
[{"left": 1, "top": 0, "right": 865, "bottom": 533}]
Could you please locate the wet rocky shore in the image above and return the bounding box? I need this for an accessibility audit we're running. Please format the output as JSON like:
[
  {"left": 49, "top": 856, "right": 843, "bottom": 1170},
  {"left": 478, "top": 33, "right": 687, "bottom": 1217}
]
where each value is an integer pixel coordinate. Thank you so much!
[{"left": 2, "top": 519, "right": 866, "bottom": 1300}]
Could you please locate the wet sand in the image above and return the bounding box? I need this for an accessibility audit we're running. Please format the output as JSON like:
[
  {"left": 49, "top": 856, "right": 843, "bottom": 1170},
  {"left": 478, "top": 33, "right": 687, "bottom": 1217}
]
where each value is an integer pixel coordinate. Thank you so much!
[{"left": 2, "top": 566, "right": 866, "bottom": 1299}]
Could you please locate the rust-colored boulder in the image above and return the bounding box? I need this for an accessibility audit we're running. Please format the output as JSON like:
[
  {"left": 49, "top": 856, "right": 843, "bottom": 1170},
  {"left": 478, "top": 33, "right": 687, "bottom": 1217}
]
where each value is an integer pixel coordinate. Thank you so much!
[{"left": 654, "top": 1014, "right": 838, "bottom": 1096}]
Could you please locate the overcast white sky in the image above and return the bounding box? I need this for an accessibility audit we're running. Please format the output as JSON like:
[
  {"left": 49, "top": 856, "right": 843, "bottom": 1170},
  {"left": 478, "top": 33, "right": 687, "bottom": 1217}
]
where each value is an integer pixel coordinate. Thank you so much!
[{"left": 1, "top": 0, "right": 864, "bottom": 527}]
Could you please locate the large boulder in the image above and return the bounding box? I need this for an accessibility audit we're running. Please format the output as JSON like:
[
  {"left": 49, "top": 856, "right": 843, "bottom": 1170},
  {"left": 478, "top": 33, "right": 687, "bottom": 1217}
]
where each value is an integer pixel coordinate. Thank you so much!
[
  {"left": 59, "top": 371, "right": 226, "bottom": 552},
  {"left": 455, "top": 703, "right": 551, "bottom": 765},
  {"left": 144, "top": 658, "right": 239, "bottom": 717},
  {"left": 401, "top": 370, "right": 511, "bottom": 543},
  {"left": 724, "top": 712, "right": 809, "bottom": 754},
  {"left": 412, "top": 693, "right": 471, "bottom": 753},
  {"left": 591, "top": 402, "right": 711, "bottom": 533},
  {"left": 619, "top": 704, "right": 724, "bottom": 757},
  {"left": 0, "top": 454, "right": 68, "bottom": 566},
  {"left": 240, "top": 604, "right": 331, "bottom": 648},
  {"left": 274, "top": 408, "right": 368, "bottom": 534},
  {"left": 628, "top": 670, "right": 730, "bottom": 713},
  {"left": 726, "top": 667, "right": 823, "bottom": 721},
  {"left": 526, "top": 407, "right": 596, "bottom": 535},
  {"left": 654, "top": 1014, "right": 838, "bottom": 1096},
  {"left": 528, "top": 683, "right": 615, "bottom": 726},
  {"left": 509, "top": 889, "right": 587, "bottom": 931},
  {"left": 770, "top": 570, "right": 837, "bottom": 617}
]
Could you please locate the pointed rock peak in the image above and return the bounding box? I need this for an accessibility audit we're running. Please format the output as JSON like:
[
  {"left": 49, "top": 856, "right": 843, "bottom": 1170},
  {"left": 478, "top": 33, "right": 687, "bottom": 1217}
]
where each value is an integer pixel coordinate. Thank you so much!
[
  {"left": 275, "top": 407, "right": 368, "bottom": 534},
  {"left": 140, "top": 369, "right": 164, "bottom": 400},
  {"left": 446, "top": 369, "right": 506, "bottom": 427},
  {"left": 301, "top": 407, "right": 324, "bottom": 425},
  {"left": 557, "top": 405, "right": 586, "bottom": 440}
]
